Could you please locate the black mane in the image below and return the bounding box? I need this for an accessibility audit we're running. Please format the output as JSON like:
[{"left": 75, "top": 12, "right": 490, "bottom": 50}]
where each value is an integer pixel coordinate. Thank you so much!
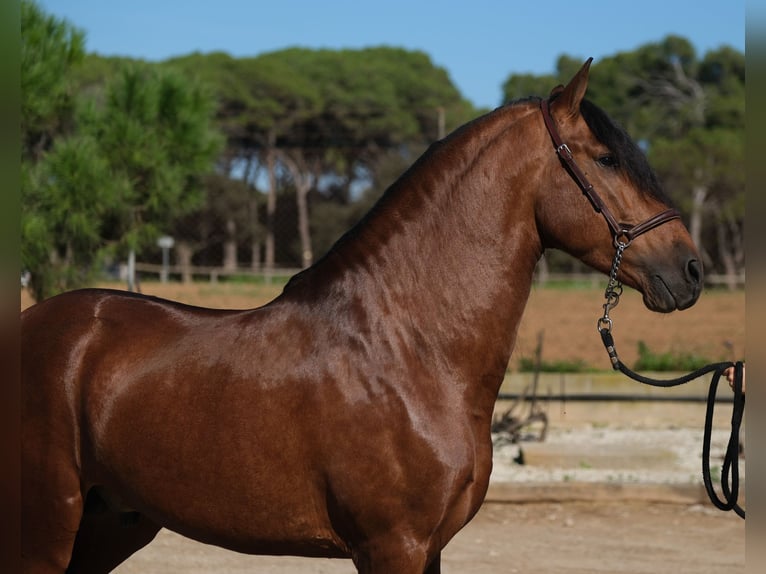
[{"left": 578, "top": 98, "right": 672, "bottom": 205}]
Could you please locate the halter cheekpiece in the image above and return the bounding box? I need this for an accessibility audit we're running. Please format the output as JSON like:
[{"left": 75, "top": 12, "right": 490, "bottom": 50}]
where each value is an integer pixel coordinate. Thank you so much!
[{"left": 539, "top": 98, "right": 680, "bottom": 248}]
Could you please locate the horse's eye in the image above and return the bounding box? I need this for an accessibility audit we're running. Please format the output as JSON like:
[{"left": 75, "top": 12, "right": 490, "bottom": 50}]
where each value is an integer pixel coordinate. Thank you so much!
[{"left": 597, "top": 154, "right": 619, "bottom": 168}]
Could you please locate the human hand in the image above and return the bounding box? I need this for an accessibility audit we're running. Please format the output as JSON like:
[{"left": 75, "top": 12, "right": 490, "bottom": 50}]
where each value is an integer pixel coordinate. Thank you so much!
[{"left": 723, "top": 365, "right": 746, "bottom": 395}]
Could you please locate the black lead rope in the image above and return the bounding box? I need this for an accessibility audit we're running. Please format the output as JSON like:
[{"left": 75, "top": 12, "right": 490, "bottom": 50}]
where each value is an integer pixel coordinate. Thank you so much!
[
  {"left": 601, "top": 330, "right": 745, "bottom": 518},
  {"left": 598, "top": 243, "right": 745, "bottom": 519}
]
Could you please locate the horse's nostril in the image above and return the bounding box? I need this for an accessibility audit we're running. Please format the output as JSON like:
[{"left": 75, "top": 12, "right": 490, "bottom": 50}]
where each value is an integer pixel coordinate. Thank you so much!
[{"left": 686, "top": 258, "right": 702, "bottom": 284}]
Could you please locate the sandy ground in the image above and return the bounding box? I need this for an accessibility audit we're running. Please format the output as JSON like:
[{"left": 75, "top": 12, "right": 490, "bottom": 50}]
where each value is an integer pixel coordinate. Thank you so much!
[{"left": 112, "top": 500, "right": 744, "bottom": 574}]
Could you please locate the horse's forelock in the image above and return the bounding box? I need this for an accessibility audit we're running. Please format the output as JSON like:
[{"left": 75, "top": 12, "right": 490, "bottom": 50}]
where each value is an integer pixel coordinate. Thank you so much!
[{"left": 577, "top": 99, "right": 673, "bottom": 206}]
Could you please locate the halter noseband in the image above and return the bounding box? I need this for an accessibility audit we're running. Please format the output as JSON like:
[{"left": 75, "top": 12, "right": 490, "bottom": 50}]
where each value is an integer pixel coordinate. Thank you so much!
[{"left": 539, "top": 98, "right": 680, "bottom": 247}]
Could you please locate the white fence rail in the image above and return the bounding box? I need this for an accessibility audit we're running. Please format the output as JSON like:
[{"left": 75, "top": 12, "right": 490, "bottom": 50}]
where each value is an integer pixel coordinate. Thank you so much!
[{"left": 132, "top": 262, "right": 744, "bottom": 289}]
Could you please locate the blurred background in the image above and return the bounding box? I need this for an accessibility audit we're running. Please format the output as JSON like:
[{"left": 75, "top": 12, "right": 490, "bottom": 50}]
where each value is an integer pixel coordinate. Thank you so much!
[
  {"left": 14, "top": 9, "right": 750, "bottom": 564},
  {"left": 21, "top": 0, "right": 744, "bottom": 303}
]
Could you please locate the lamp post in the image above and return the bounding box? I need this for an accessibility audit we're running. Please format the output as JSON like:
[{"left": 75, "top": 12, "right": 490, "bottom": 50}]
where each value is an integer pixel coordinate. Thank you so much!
[{"left": 157, "top": 235, "right": 175, "bottom": 283}]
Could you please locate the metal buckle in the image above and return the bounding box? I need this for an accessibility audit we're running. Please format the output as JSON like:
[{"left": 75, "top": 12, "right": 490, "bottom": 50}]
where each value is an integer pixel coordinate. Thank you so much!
[{"left": 556, "top": 143, "right": 572, "bottom": 159}]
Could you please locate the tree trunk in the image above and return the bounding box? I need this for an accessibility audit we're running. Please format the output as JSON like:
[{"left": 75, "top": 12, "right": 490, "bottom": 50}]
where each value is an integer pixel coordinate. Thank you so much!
[
  {"left": 248, "top": 193, "right": 261, "bottom": 272},
  {"left": 240, "top": 155, "right": 262, "bottom": 273},
  {"left": 689, "top": 184, "right": 707, "bottom": 252},
  {"left": 689, "top": 183, "right": 715, "bottom": 270},
  {"left": 176, "top": 241, "right": 193, "bottom": 284},
  {"left": 729, "top": 218, "right": 745, "bottom": 273},
  {"left": 223, "top": 218, "right": 238, "bottom": 272},
  {"left": 279, "top": 149, "right": 314, "bottom": 269},
  {"left": 250, "top": 238, "right": 261, "bottom": 272},
  {"left": 265, "top": 139, "right": 277, "bottom": 273},
  {"left": 716, "top": 218, "right": 738, "bottom": 291},
  {"left": 295, "top": 182, "right": 313, "bottom": 269}
]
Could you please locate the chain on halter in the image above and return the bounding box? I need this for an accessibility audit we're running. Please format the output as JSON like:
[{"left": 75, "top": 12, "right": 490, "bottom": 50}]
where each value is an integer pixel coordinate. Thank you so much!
[{"left": 597, "top": 239, "right": 628, "bottom": 337}]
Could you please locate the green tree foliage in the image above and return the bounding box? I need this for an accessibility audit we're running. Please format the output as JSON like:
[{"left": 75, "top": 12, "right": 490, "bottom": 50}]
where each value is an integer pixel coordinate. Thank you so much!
[
  {"left": 164, "top": 47, "right": 473, "bottom": 269},
  {"left": 21, "top": 0, "right": 97, "bottom": 300},
  {"left": 650, "top": 127, "right": 744, "bottom": 281},
  {"left": 502, "top": 36, "right": 745, "bottom": 282},
  {"left": 21, "top": 2, "right": 743, "bottom": 287},
  {"left": 170, "top": 47, "right": 472, "bottom": 161},
  {"left": 21, "top": 135, "right": 124, "bottom": 299},
  {"left": 86, "top": 65, "right": 223, "bottom": 252},
  {"left": 640, "top": 43, "right": 744, "bottom": 280},
  {"left": 21, "top": 1, "right": 223, "bottom": 301},
  {"left": 20, "top": 0, "right": 84, "bottom": 162},
  {"left": 502, "top": 72, "right": 558, "bottom": 102}
]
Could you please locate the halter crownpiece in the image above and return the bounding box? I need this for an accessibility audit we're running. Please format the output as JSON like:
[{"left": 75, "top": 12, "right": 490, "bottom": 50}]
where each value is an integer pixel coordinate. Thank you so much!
[{"left": 539, "top": 98, "right": 680, "bottom": 247}]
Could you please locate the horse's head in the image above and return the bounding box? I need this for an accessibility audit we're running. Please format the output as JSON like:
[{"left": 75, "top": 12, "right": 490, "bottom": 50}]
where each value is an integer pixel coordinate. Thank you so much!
[{"left": 534, "top": 59, "right": 702, "bottom": 313}]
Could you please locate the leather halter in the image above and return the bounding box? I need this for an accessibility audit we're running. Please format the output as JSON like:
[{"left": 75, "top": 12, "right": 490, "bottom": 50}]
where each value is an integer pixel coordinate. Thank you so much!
[{"left": 539, "top": 98, "right": 680, "bottom": 246}]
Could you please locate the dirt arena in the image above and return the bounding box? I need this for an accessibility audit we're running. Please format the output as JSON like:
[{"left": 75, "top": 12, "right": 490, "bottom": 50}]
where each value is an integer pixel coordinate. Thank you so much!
[
  {"left": 110, "top": 501, "right": 744, "bottom": 574},
  {"left": 21, "top": 281, "right": 747, "bottom": 572}
]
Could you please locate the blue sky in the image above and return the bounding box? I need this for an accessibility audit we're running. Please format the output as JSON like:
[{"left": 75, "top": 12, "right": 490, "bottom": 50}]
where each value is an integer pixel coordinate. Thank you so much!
[{"left": 38, "top": 0, "right": 744, "bottom": 109}]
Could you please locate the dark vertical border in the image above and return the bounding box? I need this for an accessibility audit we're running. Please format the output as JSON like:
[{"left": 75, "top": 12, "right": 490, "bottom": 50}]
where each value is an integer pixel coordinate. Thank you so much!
[
  {"left": 745, "top": 3, "right": 765, "bottom": 573},
  {"left": 0, "top": 1, "right": 21, "bottom": 571}
]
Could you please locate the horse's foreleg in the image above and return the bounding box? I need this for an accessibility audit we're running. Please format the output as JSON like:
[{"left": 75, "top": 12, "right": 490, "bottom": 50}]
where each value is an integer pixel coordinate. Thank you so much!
[
  {"left": 66, "top": 490, "right": 161, "bottom": 574},
  {"left": 352, "top": 539, "right": 440, "bottom": 574},
  {"left": 21, "top": 456, "right": 83, "bottom": 573},
  {"left": 425, "top": 553, "right": 441, "bottom": 574}
]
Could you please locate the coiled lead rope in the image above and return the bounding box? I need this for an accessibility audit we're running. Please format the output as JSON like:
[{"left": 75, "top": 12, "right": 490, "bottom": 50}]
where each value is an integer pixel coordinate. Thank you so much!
[{"left": 598, "top": 248, "right": 745, "bottom": 519}]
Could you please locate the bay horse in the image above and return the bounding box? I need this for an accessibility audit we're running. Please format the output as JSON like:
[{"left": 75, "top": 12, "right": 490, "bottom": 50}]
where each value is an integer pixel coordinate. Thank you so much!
[{"left": 22, "top": 59, "right": 702, "bottom": 573}]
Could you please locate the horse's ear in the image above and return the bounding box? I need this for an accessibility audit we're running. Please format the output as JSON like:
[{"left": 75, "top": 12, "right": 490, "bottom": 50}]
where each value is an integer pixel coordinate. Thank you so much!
[
  {"left": 552, "top": 57, "right": 593, "bottom": 118},
  {"left": 549, "top": 84, "right": 565, "bottom": 97}
]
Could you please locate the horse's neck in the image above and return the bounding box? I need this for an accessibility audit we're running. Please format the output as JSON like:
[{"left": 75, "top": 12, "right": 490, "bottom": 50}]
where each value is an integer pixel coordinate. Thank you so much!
[{"left": 286, "top": 105, "right": 543, "bottom": 392}]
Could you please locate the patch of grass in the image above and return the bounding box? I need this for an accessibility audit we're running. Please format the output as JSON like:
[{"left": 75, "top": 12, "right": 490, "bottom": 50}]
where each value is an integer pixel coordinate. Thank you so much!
[
  {"left": 517, "top": 357, "right": 595, "bottom": 373},
  {"left": 219, "top": 273, "right": 294, "bottom": 286},
  {"left": 632, "top": 340, "right": 714, "bottom": 371}
]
